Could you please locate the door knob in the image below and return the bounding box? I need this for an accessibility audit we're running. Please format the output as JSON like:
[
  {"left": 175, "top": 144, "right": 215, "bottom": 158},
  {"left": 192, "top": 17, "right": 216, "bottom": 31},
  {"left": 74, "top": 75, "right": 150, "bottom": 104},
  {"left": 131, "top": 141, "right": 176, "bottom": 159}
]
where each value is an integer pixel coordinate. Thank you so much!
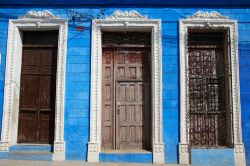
[{"left": 117, "top": 105, "right": 120, "bottom": 114}]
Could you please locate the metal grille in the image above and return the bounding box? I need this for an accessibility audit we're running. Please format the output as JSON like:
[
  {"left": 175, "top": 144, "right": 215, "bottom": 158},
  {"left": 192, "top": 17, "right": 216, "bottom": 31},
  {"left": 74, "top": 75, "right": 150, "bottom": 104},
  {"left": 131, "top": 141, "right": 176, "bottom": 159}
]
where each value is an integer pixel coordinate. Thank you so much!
[{"left": 188, "top": 32, "right": 232, "bottom": 147}]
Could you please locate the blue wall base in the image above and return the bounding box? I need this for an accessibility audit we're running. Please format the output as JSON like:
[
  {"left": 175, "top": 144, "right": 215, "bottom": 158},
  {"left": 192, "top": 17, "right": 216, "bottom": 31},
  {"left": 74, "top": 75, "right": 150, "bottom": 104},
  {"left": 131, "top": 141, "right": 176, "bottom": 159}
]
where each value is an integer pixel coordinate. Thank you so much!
[
  {"left": 99, "top": 152, "right": 152, "bottom": 163},
  {"left": 191, "top": 149, "right": 235, "bottom": 166},
  {"left": 9, "top": 145, "right": 52, "bottom": 152},
  {"left": 0, "top": 145, "right": 53, "bottom": 160},
  {"left": 247, "top": 152, "right": 250, "bottom": 166},
  {"left": 0, "top": 152, "right": 52, "bottom": 161}
]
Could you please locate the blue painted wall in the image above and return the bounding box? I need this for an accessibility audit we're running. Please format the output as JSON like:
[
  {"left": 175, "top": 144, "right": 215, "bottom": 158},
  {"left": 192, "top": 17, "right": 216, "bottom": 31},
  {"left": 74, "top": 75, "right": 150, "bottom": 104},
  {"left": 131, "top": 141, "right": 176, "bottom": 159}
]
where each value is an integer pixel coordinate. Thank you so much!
[
  {"left": 191, "top": 149, "right": 235, "bottom": 166},
  {"left": 239, "top": 21, "right": 250, "bottom": 166},
  {"left": 0, "top": 7, "right": 249, "bottom": 165},
  {"left": 1, "top": 0, "right": 250, "bottom": 6},
  {"left": 64, "top": 19, "right": 91, "bottom": 160},
  {"left": 99, "top": 153, "right": 152, "bottom": 163},
  {"left": 0, "top": 17, "right": 8, "bottom": 138}
]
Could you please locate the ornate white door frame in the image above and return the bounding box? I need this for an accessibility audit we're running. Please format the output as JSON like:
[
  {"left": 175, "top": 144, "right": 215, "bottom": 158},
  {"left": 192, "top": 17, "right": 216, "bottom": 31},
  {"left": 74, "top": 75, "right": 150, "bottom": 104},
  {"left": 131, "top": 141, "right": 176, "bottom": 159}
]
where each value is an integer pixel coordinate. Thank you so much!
[
  {"left": 87, "top": 10, "right": 164, "bottom": 164},
  {"left": 0, "top": 10, "right": 67, "bottom": 160},
  {"left": 179, "top": 11, "right": 246, "bottom": 166}
]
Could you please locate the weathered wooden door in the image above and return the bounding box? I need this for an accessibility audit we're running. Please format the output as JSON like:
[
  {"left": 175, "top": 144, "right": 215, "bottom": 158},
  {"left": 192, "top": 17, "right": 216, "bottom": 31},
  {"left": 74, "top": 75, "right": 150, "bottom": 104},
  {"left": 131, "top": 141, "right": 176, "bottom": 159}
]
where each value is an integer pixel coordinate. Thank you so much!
[
  {"left": 102, "top": 48, "right": 151, "bottom": 150},
  {"left": 188, "top": 32, "right": 231, "bottom": 147},
  {"left": 18, "top": 31, "right": 58, "bottom": 144}
]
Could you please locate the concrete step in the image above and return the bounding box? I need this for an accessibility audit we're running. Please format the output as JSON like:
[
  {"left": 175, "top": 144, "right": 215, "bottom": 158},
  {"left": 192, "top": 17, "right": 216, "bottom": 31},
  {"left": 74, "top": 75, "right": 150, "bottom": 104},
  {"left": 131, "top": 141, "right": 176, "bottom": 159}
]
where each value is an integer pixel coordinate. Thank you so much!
[
  {"left": 9, "top": 145, "right": 52, "bottom": 152},
  {"left": 8, "top": 151, "right": 52, "bottom": 160},
  {"left": 0, "top": 145, "right": 54, "bottom": 160},
  {"left": 11, "top": 151, "right": 51, "bottom": 154}
]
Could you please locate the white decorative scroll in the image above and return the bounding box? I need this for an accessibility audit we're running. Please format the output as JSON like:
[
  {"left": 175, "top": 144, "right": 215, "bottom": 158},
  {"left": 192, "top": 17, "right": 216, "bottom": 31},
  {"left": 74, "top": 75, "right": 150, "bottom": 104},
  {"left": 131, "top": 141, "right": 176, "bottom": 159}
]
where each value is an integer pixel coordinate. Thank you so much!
[
  {"left": 106, "top": 10, "right": 148, "bottom": 19},
  {"left": 187, "top": 11, "right": 229, "bottom": 19},
  {"left": 88, "top": 10, "right": 164, "bottom": 164},
  {"left": 179, "top": 11, "right": 246, "bottom": 165},
  {"left": 0, "top": 14, "right": 67, "bottom": 161},
  {"left": 20, "top": 10, "right": 58, "bottom": 19}
]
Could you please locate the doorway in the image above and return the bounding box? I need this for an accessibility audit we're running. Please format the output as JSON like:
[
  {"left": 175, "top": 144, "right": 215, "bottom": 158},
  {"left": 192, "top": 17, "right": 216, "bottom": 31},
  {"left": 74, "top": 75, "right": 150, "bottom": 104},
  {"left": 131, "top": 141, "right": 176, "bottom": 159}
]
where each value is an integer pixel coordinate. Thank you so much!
[
  {"left": 187, "top": 31, "right": 232, "bottom": 147},
  {"left": 101, "top": 32, "right": 152, "bottom": 151},
  {"left": 17, "top": 31, "right": 58, "bottom": 144}
]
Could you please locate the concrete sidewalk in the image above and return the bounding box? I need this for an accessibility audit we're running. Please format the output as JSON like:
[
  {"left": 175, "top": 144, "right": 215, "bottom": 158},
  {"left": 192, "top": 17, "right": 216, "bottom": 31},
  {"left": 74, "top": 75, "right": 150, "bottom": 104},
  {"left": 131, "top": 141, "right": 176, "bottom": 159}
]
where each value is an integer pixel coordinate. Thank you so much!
[{"left": 0, "top": 160, "right": 180, "bottom": 166}]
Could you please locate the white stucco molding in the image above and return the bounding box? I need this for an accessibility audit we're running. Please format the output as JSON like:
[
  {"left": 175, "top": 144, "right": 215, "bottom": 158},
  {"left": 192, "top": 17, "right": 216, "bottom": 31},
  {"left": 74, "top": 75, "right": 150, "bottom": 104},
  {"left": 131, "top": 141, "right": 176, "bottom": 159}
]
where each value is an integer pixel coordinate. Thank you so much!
[
  {"left": 186, "top": 11, "right": 229, "bottom": 19},
  {"left": 179, "top": 11, "right": 246, "bottom": 166},
  {"left": 0, "top": 11, "right": 67, "bottom": 161},
  {"left": 20, "top": 10, "right": 59, "bottom": 19},
  {"left": 88, "top": 10, "right": 164, "bottom": 164},
  {"left": 106, "top": 10, "right": 147, "bottom": 19}
]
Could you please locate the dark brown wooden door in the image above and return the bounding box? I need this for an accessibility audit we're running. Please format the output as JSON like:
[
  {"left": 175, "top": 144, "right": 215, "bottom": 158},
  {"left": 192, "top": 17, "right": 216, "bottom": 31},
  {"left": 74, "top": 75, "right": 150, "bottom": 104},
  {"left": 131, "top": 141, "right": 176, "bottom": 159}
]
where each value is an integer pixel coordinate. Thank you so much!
[
  {"left": 18, "top": 31, "right": 58, "bottom": 144},
  {"left": 188, "top": 32, "right": 231, "bottom": 147},
  {"left": 102, "top": 48, "right": 151, "bottom": 150}
]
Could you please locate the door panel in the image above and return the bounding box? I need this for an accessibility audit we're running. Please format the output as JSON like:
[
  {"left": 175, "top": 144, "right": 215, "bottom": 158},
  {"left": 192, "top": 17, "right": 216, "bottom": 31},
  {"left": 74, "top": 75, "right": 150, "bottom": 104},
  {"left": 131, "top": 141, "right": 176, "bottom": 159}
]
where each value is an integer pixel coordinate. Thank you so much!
[
  {"left": 19, "top": 75, "right": 40, "bottom": 108},
  {"left": 18, "top": 45, "right": 57, "bottom": 144},
  {"left": 40, "top": 48, "right": 57, "bottom": 74},
  {"left": 116, "top": 82, "right": 149, "bottom": 149},
  {"left": 38, "top": 111, "right": 54, "bottom": 143},
  {"left": 21, "top": 48, "right": 40, "bottom": 74},
  {"left": 102, "top": 48, "right": 151, "bottom": 150},
  {"left": 18, "top": 110, "right": 38, "bottom": 143},
  {"left": 39, "top": 76, "right": 56, "bottom": 109},
  {"left": 102, "top": 49, "right": 114, "bottom": 149}
]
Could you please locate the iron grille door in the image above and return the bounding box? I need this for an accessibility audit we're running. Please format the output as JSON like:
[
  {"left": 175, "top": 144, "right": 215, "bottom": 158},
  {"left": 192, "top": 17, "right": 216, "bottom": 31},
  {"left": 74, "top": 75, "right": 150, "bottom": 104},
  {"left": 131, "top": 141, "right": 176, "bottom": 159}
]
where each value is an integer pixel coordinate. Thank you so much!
[{"left": 188, "top": 32, "right": 232, "bottom": 147}]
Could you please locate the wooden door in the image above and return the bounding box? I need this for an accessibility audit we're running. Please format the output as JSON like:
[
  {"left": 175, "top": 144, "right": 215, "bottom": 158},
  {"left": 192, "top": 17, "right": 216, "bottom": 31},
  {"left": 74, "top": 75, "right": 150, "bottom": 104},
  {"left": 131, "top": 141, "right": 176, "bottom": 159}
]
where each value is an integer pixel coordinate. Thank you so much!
[
  {"left": 188, "top": 32, "right": 230, "bottom": 147},
  {"left": 18, "top": 31, "right": 58, "bottom": 144},
  {"left": 102, "top": 48, "right": 151, "bottom": 150}
]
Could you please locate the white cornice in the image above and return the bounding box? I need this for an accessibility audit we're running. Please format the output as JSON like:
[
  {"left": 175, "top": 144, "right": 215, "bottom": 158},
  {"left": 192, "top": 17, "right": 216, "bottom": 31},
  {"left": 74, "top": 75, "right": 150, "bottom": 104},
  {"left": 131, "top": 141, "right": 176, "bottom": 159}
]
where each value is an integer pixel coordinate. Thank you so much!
[
  {"left": 106, "top": 10, "right": 148, "bottom": 19},
  {"left": 20, "top": 10, "right": 59, "bottom": 19},
  {"left": 186, "top": 11, "right": 229, "bottom": 19}
]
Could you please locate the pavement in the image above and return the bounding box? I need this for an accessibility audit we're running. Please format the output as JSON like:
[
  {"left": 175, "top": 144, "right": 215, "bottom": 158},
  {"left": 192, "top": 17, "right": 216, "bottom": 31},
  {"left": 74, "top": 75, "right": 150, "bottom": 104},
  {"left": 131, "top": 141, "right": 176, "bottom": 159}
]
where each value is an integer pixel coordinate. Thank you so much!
[{"left": 0, "top": 160, "right": 180, "bottom": 166}]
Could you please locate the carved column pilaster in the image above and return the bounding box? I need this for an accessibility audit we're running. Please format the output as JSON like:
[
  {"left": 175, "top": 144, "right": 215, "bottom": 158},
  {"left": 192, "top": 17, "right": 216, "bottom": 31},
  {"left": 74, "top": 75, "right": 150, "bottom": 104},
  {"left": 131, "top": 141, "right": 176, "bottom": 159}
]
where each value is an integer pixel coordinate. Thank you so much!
[
  {"left": 53, "top": 142, "right": 65, "bottom": 160},
  {"left": 153, "top": 144, "right": 164, "bottom": 164},
  {"left": 0, "top": 142, "right": 9, "bottom": 152},
  {"left": 87, "top": 142, "right": 99, "bottom": 162},
  {"left": 0, "top": 21, "right": 16, "bottom": 152},
  {"left": 152, "top": 22, "right": 164, "bottom": 164},
  {"left": 53, "top": 21, "right": 67, "bottom": 161},
  {"left": 234, "top": 143, "right": 246, "bottom": 166},
  {"left": 179, "top": 20, "right": 190, "bottom": 165},
  {"left": 88, "top": 20, "right": 101, "bottom": 162},
  {"left": 179, "top": 143, "right": 190, "bottom": 165}
]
